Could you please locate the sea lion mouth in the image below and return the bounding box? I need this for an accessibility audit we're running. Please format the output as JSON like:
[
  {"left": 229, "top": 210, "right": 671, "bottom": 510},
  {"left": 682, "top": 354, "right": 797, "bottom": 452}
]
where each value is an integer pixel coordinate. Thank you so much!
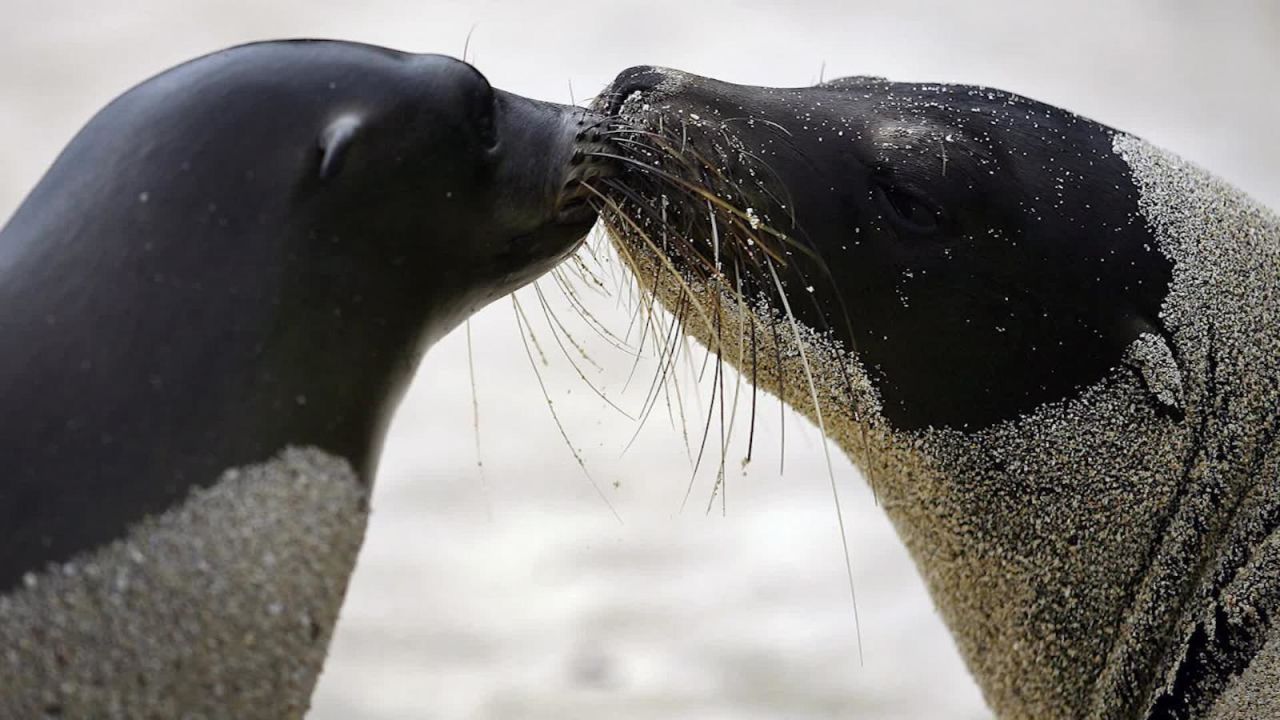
[
  {"left": 554, "top": 112, "right": 617, "bottom": 225},
  {"left": 553, "top": 190, "right": 600, "bottom": 226}
]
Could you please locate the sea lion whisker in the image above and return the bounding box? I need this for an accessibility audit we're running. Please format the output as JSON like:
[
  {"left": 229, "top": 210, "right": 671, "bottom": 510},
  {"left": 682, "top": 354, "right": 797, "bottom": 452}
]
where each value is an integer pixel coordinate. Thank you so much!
[
  {"left": 547, "top": 265, "right": 637, "bottom": 354},
  {"left": 701, "top": 263, "right": 752, "bottom": 517},
  {"left": 770, "top": 310, "right": 787, "bottom": 476},
  {"left": 464, "top": 319, "right": 494, "bottom": 522},
  {"left": 622, "top": 121, "right": 813, "bottom": 264},
  {"left": 593, "top": 151, "right": 806, "bottom": 267},
  {"left": 601, "top": 131, "right": 707, "bottom": 173},
  {"left": 625, "top": 123, "right": 853, "bottom": 374},
  {"left": 657, "top": 343, "right": 685, "bottom": 455},
  {"left": 517, "top": 294, "right": 552, "bottom": 367},
  {"left": 530, "top": 282, "right": 634, "bottom": 420},
  {"left": 711, "top": 199, "right": 728, "bottom": 275},
  {"left": 511, "top": 295, "right": 622, "bottom": 524},
  {"left": 582, "top": 183, "right": 719, "bottom": 335},
  {"left": 695, "top": 315, "right": 718, "bottom": 383},
  {"left": 702, "top": 127, "right": 799, "bottom": 228},
  {"left": 627, "top": 285, "right": 699, "bottom": 467},
  {"left": 578, "top": 113, "right": 622, "bottom": 138},
  {"left": 700, "top": 270, "right": 727, "bottom": 515},
  {"left": 571, "top": 230, "right": 615, "bottom": 285},
  {"left": 604, "top": 136, "right": 706, "bottom": 179},
  {"left": 726, "top": 260, "right": 749, "bottom": 453},
  {"left": 619, "top": 253, "right": 666, "bottom": 393},
  {"left": 599, "top": 191, "right": 791, "bottom": 282},
  {"left": 561, "top": 247, "right": 610, "bottom": 298},
  {"left": 535, "top": 277, "right": 609, "bottom": 376},
  {"left": 461, "top": 24, "right": 478, "bottom": 64},
  {"left": 652, "top": 317, "right": 683, "bottom": 439},
  {"left": 597, "top": 178, "right": 730, "bottom": 279},
  {"left": 666, "top": 295, "right": 697, "bottom": 466},
  {"left": 681, "top": 345, "right": 722, "bottom": 514},
  {"left": 718, "top": 115, "right": 794, "bottom": 138},
  {"left": 606, "top": 126, "right": 778, "bottom": 216},
  {"left": 619, "top": 290, "right": 692, "bottom": 456},
  {"left": 704, "top": 340, "right": 728, "bottom": 517},
  {"left": 746, "top": 309, "right": 758, "bottom": 466},
  {"left": 763, "top": 257, "right": 863, "bottom": 665},
  {"left": 594, "top": 178, "right": 708, "bottom": 271}
]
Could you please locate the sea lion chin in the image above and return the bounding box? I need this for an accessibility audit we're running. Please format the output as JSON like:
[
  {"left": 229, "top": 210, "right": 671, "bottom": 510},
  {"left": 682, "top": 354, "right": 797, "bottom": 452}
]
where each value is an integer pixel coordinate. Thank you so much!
[{"left": 594, "top": 66, "right": 1280, "bottom": 719}]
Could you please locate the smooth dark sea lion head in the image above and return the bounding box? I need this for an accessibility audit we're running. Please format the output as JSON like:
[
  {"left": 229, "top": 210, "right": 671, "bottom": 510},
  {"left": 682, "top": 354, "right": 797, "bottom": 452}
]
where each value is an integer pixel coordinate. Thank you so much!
[
  {"left": 0, "top": 40, "right": 610, "bottom": 588},
  {"left": 220, "top": 40, "right": 605, "bottom": 341},
  {"left": 592, "top": 66, "right": 1174, "bottom": 432}
]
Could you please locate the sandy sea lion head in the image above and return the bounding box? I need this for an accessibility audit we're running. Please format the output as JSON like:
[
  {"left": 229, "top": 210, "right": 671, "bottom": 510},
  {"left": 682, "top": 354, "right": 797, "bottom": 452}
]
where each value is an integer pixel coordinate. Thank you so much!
[
  {"left": 590, "top": 65, "right": 1280, "bottom": 719},
  {"left": 590, "top": 66, "right": 1176, "bottom": 433}
]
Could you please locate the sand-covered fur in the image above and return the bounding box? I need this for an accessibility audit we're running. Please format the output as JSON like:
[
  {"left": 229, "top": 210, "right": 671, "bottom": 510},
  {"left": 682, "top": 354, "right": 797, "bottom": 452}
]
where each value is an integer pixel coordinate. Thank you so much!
[{"left": 0, "top": 448, "right": 368, "bottom": 719}]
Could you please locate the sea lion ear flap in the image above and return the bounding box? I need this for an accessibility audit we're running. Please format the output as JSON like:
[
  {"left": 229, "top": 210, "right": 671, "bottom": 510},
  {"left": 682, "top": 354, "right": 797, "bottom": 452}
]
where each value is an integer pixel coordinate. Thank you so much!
[
  {"left": 318, "top": 115, "right": 363, "bottom": 181},
  {"left": 1125, "top": 331, "right": 1186, "bottom": 418}
]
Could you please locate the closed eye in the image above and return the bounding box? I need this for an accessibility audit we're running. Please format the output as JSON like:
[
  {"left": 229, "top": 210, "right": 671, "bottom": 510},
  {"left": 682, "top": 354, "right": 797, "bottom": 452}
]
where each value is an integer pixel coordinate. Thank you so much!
[{"left": 872, "top": 179, "right": 944, "bottom": 235}]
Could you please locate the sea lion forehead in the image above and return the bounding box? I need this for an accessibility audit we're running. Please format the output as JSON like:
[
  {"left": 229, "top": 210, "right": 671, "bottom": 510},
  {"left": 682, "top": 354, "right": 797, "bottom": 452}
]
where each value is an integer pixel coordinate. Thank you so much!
[
  {"left": 136, "top": 41, "right": 494, "bottom": 122},
  {"left": 607, "top": 70, "right": 990, "bottom": 156}
]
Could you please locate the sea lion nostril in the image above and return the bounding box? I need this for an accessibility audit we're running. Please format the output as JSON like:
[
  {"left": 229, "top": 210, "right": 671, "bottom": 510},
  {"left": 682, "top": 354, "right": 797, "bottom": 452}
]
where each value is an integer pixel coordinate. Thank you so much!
[{"left": 603, "top": 66, "right": 667, "bottom": 115}]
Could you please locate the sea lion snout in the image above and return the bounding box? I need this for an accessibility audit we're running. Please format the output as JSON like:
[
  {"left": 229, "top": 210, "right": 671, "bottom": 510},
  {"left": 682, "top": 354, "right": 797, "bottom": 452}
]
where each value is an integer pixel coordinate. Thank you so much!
[
  {"left": 555, "top": 110, "right": 616, "bottom": 224},
  {"left": 599, "top": 65, "right": 682, "bottom": 115},
  {"left": 483, "top": 90, "right": 608, "bottom": 232}
]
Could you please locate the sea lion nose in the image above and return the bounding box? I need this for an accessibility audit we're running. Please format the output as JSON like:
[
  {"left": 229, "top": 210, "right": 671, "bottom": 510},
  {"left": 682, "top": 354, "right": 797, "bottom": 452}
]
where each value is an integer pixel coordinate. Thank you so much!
[
  {"left": 602, "top": 65, "right": 670, "bottom": 115},
  {"left": 557, "top": 109, "right": 617, "bottom": 223}
]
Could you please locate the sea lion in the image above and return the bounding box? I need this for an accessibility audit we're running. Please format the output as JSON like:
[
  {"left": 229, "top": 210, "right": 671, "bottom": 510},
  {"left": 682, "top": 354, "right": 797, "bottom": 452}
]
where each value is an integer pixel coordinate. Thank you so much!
[
  {"left": 590, "top": 67, "right": 1280, "bottom": 719},
  {"left": 0, "top": 40, "right": 607, "bottom": 716}
]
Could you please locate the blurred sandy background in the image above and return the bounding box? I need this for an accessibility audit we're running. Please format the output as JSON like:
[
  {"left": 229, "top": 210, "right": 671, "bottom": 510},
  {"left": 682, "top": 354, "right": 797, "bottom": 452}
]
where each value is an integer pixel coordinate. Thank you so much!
[{"left": 1, "top": 2, "right": 1277, "bottom": 718}]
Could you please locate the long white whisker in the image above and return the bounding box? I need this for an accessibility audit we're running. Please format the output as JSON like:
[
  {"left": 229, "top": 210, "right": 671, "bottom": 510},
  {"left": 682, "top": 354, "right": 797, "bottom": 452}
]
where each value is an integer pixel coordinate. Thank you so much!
[{"left": 765, "top": 257, "right": 863, "bottom": 665}]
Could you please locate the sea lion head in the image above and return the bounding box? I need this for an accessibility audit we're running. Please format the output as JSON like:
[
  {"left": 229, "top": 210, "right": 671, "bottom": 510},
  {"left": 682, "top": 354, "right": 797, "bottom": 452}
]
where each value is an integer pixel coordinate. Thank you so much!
[
  {"left": 0, "top": 40, "right": 615, "bottom": 586},
  {"left": 592, "top": 66, "right": 1172, "bottom": 432},
  {"left": 213, "top": 40, "right": 610, "bottom": 344}
]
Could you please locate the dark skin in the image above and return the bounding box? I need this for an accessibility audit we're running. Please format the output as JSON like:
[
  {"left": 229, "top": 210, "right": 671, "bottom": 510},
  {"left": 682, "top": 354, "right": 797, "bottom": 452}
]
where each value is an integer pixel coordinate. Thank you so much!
[{"left": 0, "top": 41, "right": 602, "bottom": 591}]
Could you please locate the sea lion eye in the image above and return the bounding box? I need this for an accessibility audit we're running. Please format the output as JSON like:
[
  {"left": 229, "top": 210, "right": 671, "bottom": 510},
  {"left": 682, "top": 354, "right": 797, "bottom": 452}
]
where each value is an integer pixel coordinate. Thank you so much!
[{"left": 873, "top": 181, "right": 943, "bottom": 235}]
